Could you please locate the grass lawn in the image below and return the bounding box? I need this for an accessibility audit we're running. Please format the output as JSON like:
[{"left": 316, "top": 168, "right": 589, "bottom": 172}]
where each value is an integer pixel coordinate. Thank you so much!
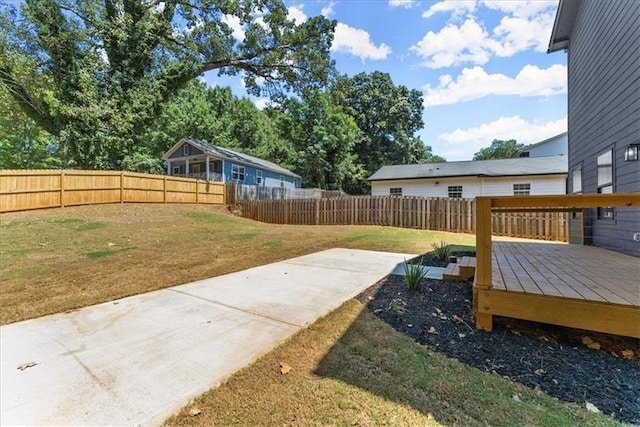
[
  {"left": 165, "top": 299, "right": 618, "bottom": 426},
  {"left": 0, "top": 203, "right": 474, "bottom": 325}
]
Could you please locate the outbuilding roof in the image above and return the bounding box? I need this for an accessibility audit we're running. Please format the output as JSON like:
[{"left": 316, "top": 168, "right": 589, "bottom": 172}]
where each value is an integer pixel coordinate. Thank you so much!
[
  {"left": 367, "top": 155, "right": 567, "bottom": 182},
  {"left": 164, "top": 138, "right": 300, "bottom": 178}
]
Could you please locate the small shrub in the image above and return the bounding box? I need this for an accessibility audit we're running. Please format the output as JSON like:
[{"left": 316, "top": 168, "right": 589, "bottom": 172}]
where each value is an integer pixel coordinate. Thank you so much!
[
  {"left": 403, "top": 257, "right": 428, "bottom": 291},
  {"left": 431, "top": 241, "right": 451, "bottom": 262}
]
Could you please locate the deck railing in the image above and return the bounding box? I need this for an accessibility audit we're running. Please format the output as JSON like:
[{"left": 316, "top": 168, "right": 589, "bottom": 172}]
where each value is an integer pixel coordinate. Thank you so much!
[{"left": 474, "top": 193, "right": 640, "bottom": 330}]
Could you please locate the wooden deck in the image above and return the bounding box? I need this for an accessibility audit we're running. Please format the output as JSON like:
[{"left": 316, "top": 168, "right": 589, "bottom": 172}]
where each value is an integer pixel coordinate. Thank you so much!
[{"left": 475, "top": 241, "right": 640, "bottom": 338}]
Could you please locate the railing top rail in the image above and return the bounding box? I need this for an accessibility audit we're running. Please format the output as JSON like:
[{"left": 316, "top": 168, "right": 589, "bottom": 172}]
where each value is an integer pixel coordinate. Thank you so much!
[{"left": 478, "top": 193, "right": 640, "bottom": 209}]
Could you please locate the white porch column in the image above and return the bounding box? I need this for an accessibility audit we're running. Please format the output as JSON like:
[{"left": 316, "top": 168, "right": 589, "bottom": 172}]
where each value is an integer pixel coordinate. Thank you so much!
[
  {"left": 167, "top": 161, "right": 171, "bottom": 175},
  {"left": 206, "top": 155, "right": 210, "bottom": 181},
  {"left": 185, "top": 158, "right": 189, "bottom": 176},
  {"left": 221, "top": 160, "right": 225, "bottom": 182}
]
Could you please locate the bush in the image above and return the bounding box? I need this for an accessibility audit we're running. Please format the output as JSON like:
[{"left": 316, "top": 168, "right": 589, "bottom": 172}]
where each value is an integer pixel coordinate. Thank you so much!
[
  {"left": 431, "top": 241, "right": 451, "bottom": 262},
  {"left": 403, "top": 257, "right": 428, "bottom": 291}
]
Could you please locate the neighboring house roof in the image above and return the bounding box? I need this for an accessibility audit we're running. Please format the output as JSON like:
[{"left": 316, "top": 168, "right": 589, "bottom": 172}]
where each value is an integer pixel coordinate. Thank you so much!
[
  {"left": 163, "top": 138, "right": 300, "bottom": 178},
  {"left": 548, "top": 0, "right": 580, "bottom": 53},
  {"left": 368, "top": 156, "right": 568, "bottom": 182},
  {"left": 514, "top": 132, "right": 568, "bottom": 157}
]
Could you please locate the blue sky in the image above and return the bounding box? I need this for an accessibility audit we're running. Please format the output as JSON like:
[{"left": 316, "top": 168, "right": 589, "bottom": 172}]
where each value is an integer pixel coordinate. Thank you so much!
[{"left": 203, "top": 0, "right": 568, "bottom": 161}]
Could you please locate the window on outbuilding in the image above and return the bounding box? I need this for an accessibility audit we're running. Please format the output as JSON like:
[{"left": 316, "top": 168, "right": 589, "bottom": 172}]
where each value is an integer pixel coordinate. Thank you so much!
[
  {"left": 389, "top": 187, "right": 402, "bottom": 196},
  {"left": 172, "top": 166, "right": 180, "bottom": 175},
  {"left": 256, "top": 170, "right": 263, "bottom": 185},
  {"left": 448, "top": 185, "right": 462, "bottom": 198},
  {"left": 513, "top": 183, "right": 531, "bottom": 196},
  {"left": 597, "top": 150, "right": 614, "bottom": 219},
  {"left": 280, "top": 175, "right": 285, "bottom": 188},
  {"left": 232, "top": 164, "right": 245, "bottom": 182}
]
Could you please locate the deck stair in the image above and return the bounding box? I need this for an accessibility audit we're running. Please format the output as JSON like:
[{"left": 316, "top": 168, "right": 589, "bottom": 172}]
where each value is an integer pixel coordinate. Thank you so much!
[{"left": 443, "top": 256, "right": 476, "bottom": 281}]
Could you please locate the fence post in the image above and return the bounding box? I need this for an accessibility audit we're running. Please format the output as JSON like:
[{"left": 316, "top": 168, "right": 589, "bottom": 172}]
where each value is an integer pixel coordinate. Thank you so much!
[
  {"left": 315, "top": 199, "right": 320, "bottom": 225},
  {"left": 60, "top": 170, "right": 65, "bottom": 208},
  {"left": 195, "top": 179, "right": 199, "bottom": 204},
  {"left": 120, "top": 171, "right": 124, "bottom": 203},
  {"left": 163, "top": 176, "right": 167, "bottom": 203}
]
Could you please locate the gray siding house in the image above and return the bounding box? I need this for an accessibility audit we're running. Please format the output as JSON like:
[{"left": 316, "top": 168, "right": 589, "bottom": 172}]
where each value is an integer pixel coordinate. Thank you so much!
[{"left": 549, "top": 0, "right": 640, "bottom": 256}]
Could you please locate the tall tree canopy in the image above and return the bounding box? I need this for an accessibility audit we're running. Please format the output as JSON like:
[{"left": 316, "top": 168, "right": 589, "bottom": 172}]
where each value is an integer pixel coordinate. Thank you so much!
[
  {"left": 473, "top": 139, "right": 524, "bottom": 160},
  {"left": 0, "top": 0, "right": 335, "bottom": 168}
]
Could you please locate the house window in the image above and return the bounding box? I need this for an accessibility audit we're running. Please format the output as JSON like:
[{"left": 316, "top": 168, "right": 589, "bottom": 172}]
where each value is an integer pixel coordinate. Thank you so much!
[
  {"left": 172, "top": 166, "right": 180, "bottom": 175},
  {"left": 280, "top": 175, "right": 285, "bottom": 188},
  {"left": 572, "top": 167, "right": 582, "bottom": 194},
  {"left": 256, "top": 170, "right": 263, "bottom": 185},
  {"left": 389, "top": 187, "right": 402, "bottom": 196},
  {"left": 232, "top": 164, "right": 245, "bottom": 182},
  {"left": 597, "top": 150, "right": 614, "bottom": 219},
  {"left": 448, "top": 185, "right": 462, "bottom": 198},
  {"left": 182, "top": 144, "right": 189, "bottom": 156},
  {"left": 192, "top": 164, "right": 201, "bottom": 174},
  {"left": 294, "top": 179, "right": 299, "bottom": 188},
  {"left": 513, "top": 183, "right": 531, "bottom": 196}
]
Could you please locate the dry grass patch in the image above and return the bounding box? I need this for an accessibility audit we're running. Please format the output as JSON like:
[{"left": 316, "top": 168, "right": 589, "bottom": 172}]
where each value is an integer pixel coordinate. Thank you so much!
[
  {"left": 0, "top": 204, "right": 474, "bottom": 324},
  {"left": 166, "top": 299, "right": 618, "bottom": 427}
]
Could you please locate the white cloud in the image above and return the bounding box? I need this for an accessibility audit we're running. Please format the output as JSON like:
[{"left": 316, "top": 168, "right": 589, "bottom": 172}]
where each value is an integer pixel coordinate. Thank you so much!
[
  {"left": 332, "top": 22, "right": 392, "bottom": 60},
  {"left": 222, "top": 15, "right": 245, "bottom": 41},
  {"left": 389, "top": 0, "right": 416, "bottom": 8},
  {"left": 422, "top": 0, "right": 477, "bottom": 19},
  {"left": 492, "top": 11, "right": 556, "bottom": 55},
  {"left": 320, "top": 1, "right": 336, "bottom": 17},
  {"left": 253, "top": 98, "right": 271, "bottom": 110},
  {"left": 411, "top": 19, "right": 497, "bottom": 68},
  {"left": 482, "top": 1, "right": 556, "bottom": 18},
  {"left": 287, "top": 4, "right": 307, "bottom": 24},
  {"left": 438, "top": 116, "right": 567, "bottom": 155},
  {"left": 415, "top": 0, "right": 557, "bottom": 67},
  {"left": 423, "top": 64, "right": 567, "bottom": 107}
]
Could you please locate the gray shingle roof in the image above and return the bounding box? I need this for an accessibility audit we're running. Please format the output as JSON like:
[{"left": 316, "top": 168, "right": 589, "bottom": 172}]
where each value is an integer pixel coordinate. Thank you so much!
[
  {"left": 179, "top": 139, "right": 300, "bottom": 178},
  {"left": 367, "top": 156, "right": 567, "bottom": 181}
]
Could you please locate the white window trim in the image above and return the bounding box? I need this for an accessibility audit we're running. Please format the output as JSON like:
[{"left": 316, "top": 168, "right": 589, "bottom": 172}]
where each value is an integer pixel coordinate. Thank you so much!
[
  {"left": 447, "top": 185, "right": 463, "bottom": 198},
  {"left": 571, "top": 166, "right": 582, "bottom": 194},
  {"left": 597, "top": 149, "right": 614, "bottom": 219},
  {"left": 172, "top": 166, "right": 180, "bottom": 175},
  {"left": 182, "top": 144, "right": 189, "bottom": 156},
  {"left": 279, "top": 175, "right": 285, "bottom": 188},
  {"left": 256, "top": 170, "right": 263, "bottom": 185},
  {"left": 232, "top": 164, "right": 246, "bottom": 182},
  {"left": 513, "top": 183, "right": 531, "bottom": 196}
]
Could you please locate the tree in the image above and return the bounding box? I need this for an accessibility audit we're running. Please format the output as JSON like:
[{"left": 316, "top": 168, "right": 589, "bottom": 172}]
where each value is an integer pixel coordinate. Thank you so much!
[
  {"left": 473, "top": 139, "right": 524, "bottom": 160},
  {"left": 276, "top": 91, "right": 362, "bottom": 190},
  {"left": 0, "top": 86, "right": 64, "bottom": 168},
  {"left": 330, "top": 72, "right": 437, "bottom": 192},
  {"left": 0, "top": 0, "right": 335, "bottom": 168}
]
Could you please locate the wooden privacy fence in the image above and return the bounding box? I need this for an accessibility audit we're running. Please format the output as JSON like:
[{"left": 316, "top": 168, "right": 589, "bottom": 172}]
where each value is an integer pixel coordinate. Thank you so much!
[
  {"left": 237, "top": 196, "right": 568, "bottom": 241},
  {"left": 0, "top": 169, "right": 227, "bottom": 213}
]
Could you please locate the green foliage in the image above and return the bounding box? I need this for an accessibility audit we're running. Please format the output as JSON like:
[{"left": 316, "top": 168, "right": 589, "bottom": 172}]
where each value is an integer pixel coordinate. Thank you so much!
[
  {"left": 431, "top": 241, "right": 451, "bottom": 262},
  {"left": 330, "top": 72, "right": 442, "bottom": 193},
  {"left": 403, "top": 257, "right": 427, "bottom": 291},
  {"left": 0, "top": 87, "right": 64, "bottom": 168},
  {"left": 473, "top": 139, "right": 525, "bottom": 160},
  {"left": 276, "top": 91, "right": 364, "bottom": 190},
  {"left": 1, "top": 0, "right": 335, "bottom": 168}
]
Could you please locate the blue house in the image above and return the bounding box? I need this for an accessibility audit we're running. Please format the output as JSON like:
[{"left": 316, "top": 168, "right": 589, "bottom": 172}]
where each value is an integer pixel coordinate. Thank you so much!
[{"left": 163, "top": 138, "right": 301, "bottom": 189}]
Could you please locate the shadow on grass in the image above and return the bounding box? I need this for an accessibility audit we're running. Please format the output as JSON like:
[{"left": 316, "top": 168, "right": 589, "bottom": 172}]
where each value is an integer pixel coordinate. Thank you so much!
[{"left": 313, "top": 287, "right": 619, "bottom": 427}]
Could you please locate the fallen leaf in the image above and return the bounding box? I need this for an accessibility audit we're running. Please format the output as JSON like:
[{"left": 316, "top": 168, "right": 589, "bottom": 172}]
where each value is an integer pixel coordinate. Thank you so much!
[
  {"left": 458, "top": 333, "right": 466, "bottom": 338},
  {"left": 435, "top": 308, "right": 442, "bottom": 314},
  {"left": 512, "top": 394, "right": 521, "bottom": 402},
  {"left": 451, "top": 315, "right": 464, "bottom": 324},
  {"left": 552, "top": 379, "right": 559, "bottom": 385},
  {"left": 534, "top": 368, "right": 546, "bottom": 376},
  {"left": 581, "top": 336, "right": 601, "bottom": 350},
  {"left": 17, "top": 362, "right": 37, "bottom": 371},
  {"left": 107, "top": 242, "right": 116, "bottom": 247},
  {"left": 426, "top": 326, "right": 437, "bottom": 334},
  {"left": 188, "top": 407, "right": 201, "bottom": 417},
  {"left": 621, "top": 349, "right": 634, "bottom": 359},
  {"left": 585, "top": 402, "right": 600, "bottom": 413},
  {"left": 279, "top": 361, "right": 292, "bottom": 375}
]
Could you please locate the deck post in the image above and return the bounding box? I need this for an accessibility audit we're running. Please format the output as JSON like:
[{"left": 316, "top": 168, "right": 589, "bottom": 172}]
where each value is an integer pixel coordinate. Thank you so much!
[{"left": 475, "top": 197, "right": 493, "bottom": 330}]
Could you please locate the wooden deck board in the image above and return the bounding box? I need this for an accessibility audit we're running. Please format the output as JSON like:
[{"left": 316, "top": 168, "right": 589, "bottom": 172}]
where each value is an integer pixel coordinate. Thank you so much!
[{"left": 479, "top": 241, "right": 640, "bottom": 338}]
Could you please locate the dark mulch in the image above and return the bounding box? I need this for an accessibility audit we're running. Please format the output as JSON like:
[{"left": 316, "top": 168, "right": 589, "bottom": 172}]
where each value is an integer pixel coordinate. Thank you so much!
[
  {"left": 409, "top": 250, "right": 476, "bottom": 268},
  {"left": 358, "top": 274, "right": 640, "bottom": 424}
]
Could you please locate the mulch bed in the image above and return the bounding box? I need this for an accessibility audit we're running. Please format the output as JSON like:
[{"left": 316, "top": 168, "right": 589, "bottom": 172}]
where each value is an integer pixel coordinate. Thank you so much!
[{"left": 357, "top": 273, "right": 640, "bottom": 424}]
